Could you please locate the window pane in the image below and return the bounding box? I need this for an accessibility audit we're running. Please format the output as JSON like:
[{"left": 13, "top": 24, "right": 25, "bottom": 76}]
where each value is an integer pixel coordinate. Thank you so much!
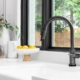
[
  {"left": 28, "top": 0, "right": 42, "bottom": 46},
  {"left": 52, "top": 0, "right": 80, "bottom": 48}
]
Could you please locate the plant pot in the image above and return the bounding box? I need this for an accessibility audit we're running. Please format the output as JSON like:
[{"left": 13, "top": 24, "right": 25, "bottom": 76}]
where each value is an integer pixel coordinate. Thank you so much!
[{"left": 0, "top": 27, "right": 10, "bottom": 57}]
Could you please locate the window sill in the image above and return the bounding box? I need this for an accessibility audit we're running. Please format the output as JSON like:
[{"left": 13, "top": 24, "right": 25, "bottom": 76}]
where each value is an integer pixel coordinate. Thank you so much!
[{"left": 40, "top": 47, "right": 80, "bottom": 52}]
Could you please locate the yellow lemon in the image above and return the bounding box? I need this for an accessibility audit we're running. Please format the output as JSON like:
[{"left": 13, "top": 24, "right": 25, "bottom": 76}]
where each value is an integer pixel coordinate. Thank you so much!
[
  {"left": 17, "top": 45, "right": 22, "bottom": 49},
  {"left": 28, "top": 45, "right": 36, "bottom": 49},
  {"left": 22, "top": 45, "right": 28, "bottom": 49}
]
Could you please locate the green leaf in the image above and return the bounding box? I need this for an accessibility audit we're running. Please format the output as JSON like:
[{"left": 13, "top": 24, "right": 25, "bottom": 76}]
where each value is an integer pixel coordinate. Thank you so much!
[
  {"left": 0, "top": 33, "right": 2, "bottom": 37},
  {"left": 17, "top": 34, "right": 20, "bottom": 39},
  {"left": 5, "top": 20, "right": 7, "bottom": 23},
  {"left": 16, "top": 30, "right": 18, "bottom": 35},
  {"left": 9, "top": 26, "right": 14, "bottom": 31},
  {"left": 15, "top": 26, "right": 19, "bottom": 29}
]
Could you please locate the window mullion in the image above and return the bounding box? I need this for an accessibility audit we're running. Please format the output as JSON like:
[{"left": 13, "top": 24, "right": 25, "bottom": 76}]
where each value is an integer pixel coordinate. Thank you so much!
[
  {"left": 21, "top": 0, "right": 29, "bottom": 45},
  {"left": 41, "top": 0, "right": 52, "bottom": 50}
]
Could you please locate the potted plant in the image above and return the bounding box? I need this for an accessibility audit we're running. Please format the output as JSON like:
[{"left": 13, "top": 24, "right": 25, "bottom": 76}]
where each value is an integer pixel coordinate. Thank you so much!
[
  {"left": 0, "top": 14, "right": 19, "bottom": 58},
  {"left": 0, "top": 14, "right": 19, "bottom": 38}
]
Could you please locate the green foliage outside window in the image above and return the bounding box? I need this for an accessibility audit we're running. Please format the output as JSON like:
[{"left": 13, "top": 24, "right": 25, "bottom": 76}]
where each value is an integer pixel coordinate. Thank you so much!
[
  {"left": 35, "top": 0, "right": 42, "bottom": 31},
  {"left": 35, "top": 0, "right": 80, "bottom": 32},
  {"left": 55, "top": 0, "right": 80, "bottom": 32},
  {"left": 36, "top": 14, "right": 42, "bottom": 31}
]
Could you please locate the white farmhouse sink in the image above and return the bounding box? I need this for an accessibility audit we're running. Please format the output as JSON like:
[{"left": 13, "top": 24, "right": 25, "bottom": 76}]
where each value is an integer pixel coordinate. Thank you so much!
[{"left": 0, "top": 59, "right": 80, "bottom": 80}]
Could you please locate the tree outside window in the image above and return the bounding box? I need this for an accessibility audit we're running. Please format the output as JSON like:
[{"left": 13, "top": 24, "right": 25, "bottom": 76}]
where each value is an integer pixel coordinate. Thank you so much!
[{"left": 54, "top": 0, "right": 80, "bottom": 47}]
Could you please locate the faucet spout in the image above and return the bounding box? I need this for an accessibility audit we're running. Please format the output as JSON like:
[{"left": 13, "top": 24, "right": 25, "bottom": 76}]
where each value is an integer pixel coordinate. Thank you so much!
[{"left": 41, "top": 16, "right": 77, "bottom": 66}]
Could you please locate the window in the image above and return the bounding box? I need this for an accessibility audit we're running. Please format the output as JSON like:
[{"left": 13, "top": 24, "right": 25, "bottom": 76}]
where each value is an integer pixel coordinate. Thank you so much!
[
  {"left": 52, "top": 0, "right": 80, "bottom": 48},
  {"left": 28, "top": 0, "right": 42, "bottom": 46},
  {"left": 21, "top": 0, "right": 80, "bottom": 51},
  {"left": 21, "top": 0, "right": 52, "bottom": 49}
]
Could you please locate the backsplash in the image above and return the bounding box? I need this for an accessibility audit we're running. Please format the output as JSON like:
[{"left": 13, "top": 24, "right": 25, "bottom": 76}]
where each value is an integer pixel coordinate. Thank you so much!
[{"left": 31, "top": 51, "right": 80, "bottom": 66}]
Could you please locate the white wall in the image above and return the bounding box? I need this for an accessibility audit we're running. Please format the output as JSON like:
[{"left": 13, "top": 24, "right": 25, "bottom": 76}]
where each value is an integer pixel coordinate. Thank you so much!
[
  {"left": 16, "top": 0, "right": 21, "bottom": 45},
  {"left": 0, "top": 0, "right": 21, "bottom": 44},
  {"left": 0, "top": 0, "right": 3, "bottom": 15},
  {"left": 6, "top": 0, "right": 16, "bottom": 40},
  {"left": 6, "top": 0, "right": 20, "bottom": 41},
  {"left": 6, "top": 0, "right": 17, "bottom": 27},
  {"left": 0, "top": 0, "right": 20, "bottom": 57}
]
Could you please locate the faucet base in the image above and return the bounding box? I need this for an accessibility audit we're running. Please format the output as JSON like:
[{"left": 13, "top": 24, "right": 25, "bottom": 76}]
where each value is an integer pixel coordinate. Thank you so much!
[{"left": 69, "top": 64, "right": 76, "bottom": 66}]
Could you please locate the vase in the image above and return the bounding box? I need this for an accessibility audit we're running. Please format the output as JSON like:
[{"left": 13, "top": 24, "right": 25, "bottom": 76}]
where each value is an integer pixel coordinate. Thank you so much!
[
  {"left": 7, "top": 41, "right": 17, "bottom": 58},
  {"left": 0, "top": 27, "right": 10, "bottom": 57}
]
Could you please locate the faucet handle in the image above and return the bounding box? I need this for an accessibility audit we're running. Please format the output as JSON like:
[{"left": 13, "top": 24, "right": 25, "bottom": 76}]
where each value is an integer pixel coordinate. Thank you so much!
[
  {"left": 69, "top": 52, "right": 80, "bottom": 58},
  {"left": 68, "top": 54, "right": 76, "bottom": 57}
]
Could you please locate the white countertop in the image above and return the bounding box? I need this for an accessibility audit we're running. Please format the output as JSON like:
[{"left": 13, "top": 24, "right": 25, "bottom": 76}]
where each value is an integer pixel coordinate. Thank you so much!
[
  {"left": 0, "top": 58, "right": 43, "bottom": 80},
  {"left": 0, "top": 58, "right": 80, "bottom": 80}
]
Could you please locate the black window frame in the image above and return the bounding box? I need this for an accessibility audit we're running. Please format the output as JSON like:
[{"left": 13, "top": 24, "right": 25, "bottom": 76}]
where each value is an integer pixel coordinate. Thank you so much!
[
  {"left": 21, "top": 0, "right": 80, "bottom": 52},
  {"left": 21, "top": 0, "right": 28, "bottom": 45},
  {"left": 21, "top": 0, "right": 51, "bottom": 47}
]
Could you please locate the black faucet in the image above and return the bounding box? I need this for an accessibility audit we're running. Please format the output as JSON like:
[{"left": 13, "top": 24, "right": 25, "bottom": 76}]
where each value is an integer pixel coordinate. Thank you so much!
[{"left": 41, "top": 16, "right": 80, "bottom": 66}]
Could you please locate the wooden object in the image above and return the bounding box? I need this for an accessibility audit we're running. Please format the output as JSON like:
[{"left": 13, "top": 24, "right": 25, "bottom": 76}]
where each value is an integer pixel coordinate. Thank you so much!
[
  {"left": 0, "top": 55, "right": 3, "bottom": 58},
  {"left": 17, "top": 48, "right": 39, "bottom": 61},
  {"left": 23, "top": 55, "right": 31, "bottom": 61}
]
